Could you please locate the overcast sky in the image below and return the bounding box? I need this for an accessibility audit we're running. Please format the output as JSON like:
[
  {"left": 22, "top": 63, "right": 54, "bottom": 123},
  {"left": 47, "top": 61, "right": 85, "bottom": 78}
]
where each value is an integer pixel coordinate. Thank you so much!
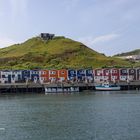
[{"left": 0, "top": 0, "right": 140, "bottom": 56}]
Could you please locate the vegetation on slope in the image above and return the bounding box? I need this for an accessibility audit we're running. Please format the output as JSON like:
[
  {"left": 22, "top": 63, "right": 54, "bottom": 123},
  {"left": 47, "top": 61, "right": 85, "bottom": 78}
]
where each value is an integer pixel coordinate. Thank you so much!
[
  {"left": 0, "top": 36, "right": 131, "bottom": 70},
  {"left": 114, "top": 49, "right": 140, "bottom": 56}
]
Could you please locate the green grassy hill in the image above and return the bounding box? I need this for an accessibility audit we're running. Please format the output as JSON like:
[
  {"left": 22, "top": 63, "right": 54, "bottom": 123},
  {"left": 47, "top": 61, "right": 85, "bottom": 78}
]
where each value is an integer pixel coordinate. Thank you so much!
[
  {"left": 0, "top": 36, "right": 131, "bottom": 69},
  {"left": 114, "top": 49, "right": 140, "bottom": 56}
]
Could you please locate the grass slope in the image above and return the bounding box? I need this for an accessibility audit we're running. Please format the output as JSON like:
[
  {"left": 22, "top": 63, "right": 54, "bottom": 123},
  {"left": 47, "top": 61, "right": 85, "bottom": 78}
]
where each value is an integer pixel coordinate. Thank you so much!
[
  {"left": 0, "top": 36, "right": 131, "bottom": 69},
  {"left": 114, "top": 49, "right": 140, "bottom": 56}
]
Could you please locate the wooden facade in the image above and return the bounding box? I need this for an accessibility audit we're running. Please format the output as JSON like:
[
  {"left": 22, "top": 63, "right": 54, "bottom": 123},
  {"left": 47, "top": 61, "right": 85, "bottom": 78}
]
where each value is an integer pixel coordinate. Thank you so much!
[
  {"left": 49, "top": 70, "right": 58, "bottom": 82},
  {"left": 58, "top": 69, "right": 68, "bottom": 82},
  {"left": 0, "top": 68, "right": 140, "bottom": 84}
]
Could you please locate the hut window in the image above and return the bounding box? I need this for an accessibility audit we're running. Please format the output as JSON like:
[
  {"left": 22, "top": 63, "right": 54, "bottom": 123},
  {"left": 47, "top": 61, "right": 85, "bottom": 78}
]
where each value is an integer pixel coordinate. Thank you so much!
[
  {"left": 51, "top": 71, "right": 56, "bottom": 74},
  {"left": 122, "top": 70, "right": 127, "bottom": 73},
  {"left": 112, "top": 70, "right": 117, "bottom": 73},
  {"left": 70, "top": 71, "right": 74, "bottom": 74},
  {"left": 130, "top": 70, "right": 134, "bottom": 73}
]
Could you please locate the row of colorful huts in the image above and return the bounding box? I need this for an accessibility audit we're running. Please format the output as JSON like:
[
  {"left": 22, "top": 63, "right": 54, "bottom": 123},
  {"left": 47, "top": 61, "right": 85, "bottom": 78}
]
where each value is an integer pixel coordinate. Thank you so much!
[{"left": 0, "top": 68, "right": 140, "bottom": 84}]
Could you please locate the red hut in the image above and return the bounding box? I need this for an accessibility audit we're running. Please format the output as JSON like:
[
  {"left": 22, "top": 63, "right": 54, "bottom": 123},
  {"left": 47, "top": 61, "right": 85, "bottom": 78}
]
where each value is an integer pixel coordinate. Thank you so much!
[{"left": 110, "top": 68, "right": 120, "bottom": 82}]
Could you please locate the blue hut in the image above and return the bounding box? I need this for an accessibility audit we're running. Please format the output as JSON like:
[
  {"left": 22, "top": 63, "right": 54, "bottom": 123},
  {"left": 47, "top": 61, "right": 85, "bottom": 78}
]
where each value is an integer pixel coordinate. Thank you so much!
[
  {"left": 85, "top": 69, "right": 94, "bottom": 82},
  {"left": 22, "top": 70, "right": 31, "bottom": 82},
  {"left": 30, "top": 70, "right": 39, "bottom": 83},
  {"left": 68, "top": 69, "right": 77, "bottom": 81},
  {"left": 11, "top": 70, "right": 22, "bottom": 83},
  {"left": 77, "top": 69, "right": 86, "bottom": 81}
]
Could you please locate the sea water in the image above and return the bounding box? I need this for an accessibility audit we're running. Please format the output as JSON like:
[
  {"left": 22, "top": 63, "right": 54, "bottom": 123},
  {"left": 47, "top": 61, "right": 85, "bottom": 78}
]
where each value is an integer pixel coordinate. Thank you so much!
[{"left": 0, "top": 91, "right": 140, "bottom": 140}]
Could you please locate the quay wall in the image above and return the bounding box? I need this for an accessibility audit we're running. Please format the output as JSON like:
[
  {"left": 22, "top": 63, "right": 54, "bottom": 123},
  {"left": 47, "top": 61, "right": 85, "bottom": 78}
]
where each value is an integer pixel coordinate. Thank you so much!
[{"left": 1, "top": 81, "right": 140, "bottom": 93}]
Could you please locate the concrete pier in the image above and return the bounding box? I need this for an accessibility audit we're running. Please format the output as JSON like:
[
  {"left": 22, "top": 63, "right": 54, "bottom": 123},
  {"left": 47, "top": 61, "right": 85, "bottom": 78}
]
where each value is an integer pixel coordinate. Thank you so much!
[
  {"left": 0, "top": 81, "right": 140, "bottom": 93},
  {"left": 0, "top": 83, "right": 44, "bottom": 93}
]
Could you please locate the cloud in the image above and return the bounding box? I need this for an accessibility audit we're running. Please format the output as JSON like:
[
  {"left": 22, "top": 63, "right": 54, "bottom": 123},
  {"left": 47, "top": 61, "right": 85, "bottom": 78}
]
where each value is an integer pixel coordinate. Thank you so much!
[
  {"left": 78, "top": 33, "right": 120, "bottom": 47},
  {"left": 0, "top": 37, "right": 18, "bottom": 48},
  {"left": 10, "top": 0, "right": 28, "bottom": 22}
]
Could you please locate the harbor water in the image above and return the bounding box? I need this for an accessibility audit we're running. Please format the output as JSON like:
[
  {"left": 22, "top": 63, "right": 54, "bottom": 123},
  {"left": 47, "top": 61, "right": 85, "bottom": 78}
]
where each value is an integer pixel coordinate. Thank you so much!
[{"left": 1, "top": 91, "right": 140, "bottom": 140}]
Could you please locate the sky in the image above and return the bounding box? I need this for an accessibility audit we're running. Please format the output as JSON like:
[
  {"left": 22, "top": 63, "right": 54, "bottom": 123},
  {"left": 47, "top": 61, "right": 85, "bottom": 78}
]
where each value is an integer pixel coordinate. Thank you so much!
[{"left": 0, "top": 0, "right": 140, "bottom": 56}]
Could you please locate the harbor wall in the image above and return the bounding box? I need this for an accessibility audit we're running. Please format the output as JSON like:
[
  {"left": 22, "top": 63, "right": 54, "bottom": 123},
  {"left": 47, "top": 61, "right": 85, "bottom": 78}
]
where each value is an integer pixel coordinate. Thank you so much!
[{"left": 1, "top": 81, "right": 140, "bottom": 93}]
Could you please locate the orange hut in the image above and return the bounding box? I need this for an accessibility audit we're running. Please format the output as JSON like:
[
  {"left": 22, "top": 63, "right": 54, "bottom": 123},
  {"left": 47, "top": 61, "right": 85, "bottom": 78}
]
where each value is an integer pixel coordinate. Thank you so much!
[
  {"left": 58, "top": 69, "right": 68, "bottom": 82},
  {"left": 49, "top": 70, "right": 59, "bottom": 82},
  {"left": 39, "top": 70, "right": 49, "bottom": 83}
]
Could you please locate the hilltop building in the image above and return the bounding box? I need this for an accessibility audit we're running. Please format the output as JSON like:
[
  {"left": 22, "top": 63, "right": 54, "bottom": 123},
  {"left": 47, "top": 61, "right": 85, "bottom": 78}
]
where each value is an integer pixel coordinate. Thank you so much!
[{"left": 39, "top": 33, "right": 55, "bottom": 40}]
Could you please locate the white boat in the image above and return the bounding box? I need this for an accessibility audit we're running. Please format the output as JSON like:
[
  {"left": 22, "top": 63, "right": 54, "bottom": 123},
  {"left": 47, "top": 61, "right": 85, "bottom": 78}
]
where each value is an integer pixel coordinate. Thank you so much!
[
  {"left": 95, "top": 82, "right": 120, "bottom": 91},
  {"left": 45, "top": 86, "right": 79, "bottom": 94}
]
